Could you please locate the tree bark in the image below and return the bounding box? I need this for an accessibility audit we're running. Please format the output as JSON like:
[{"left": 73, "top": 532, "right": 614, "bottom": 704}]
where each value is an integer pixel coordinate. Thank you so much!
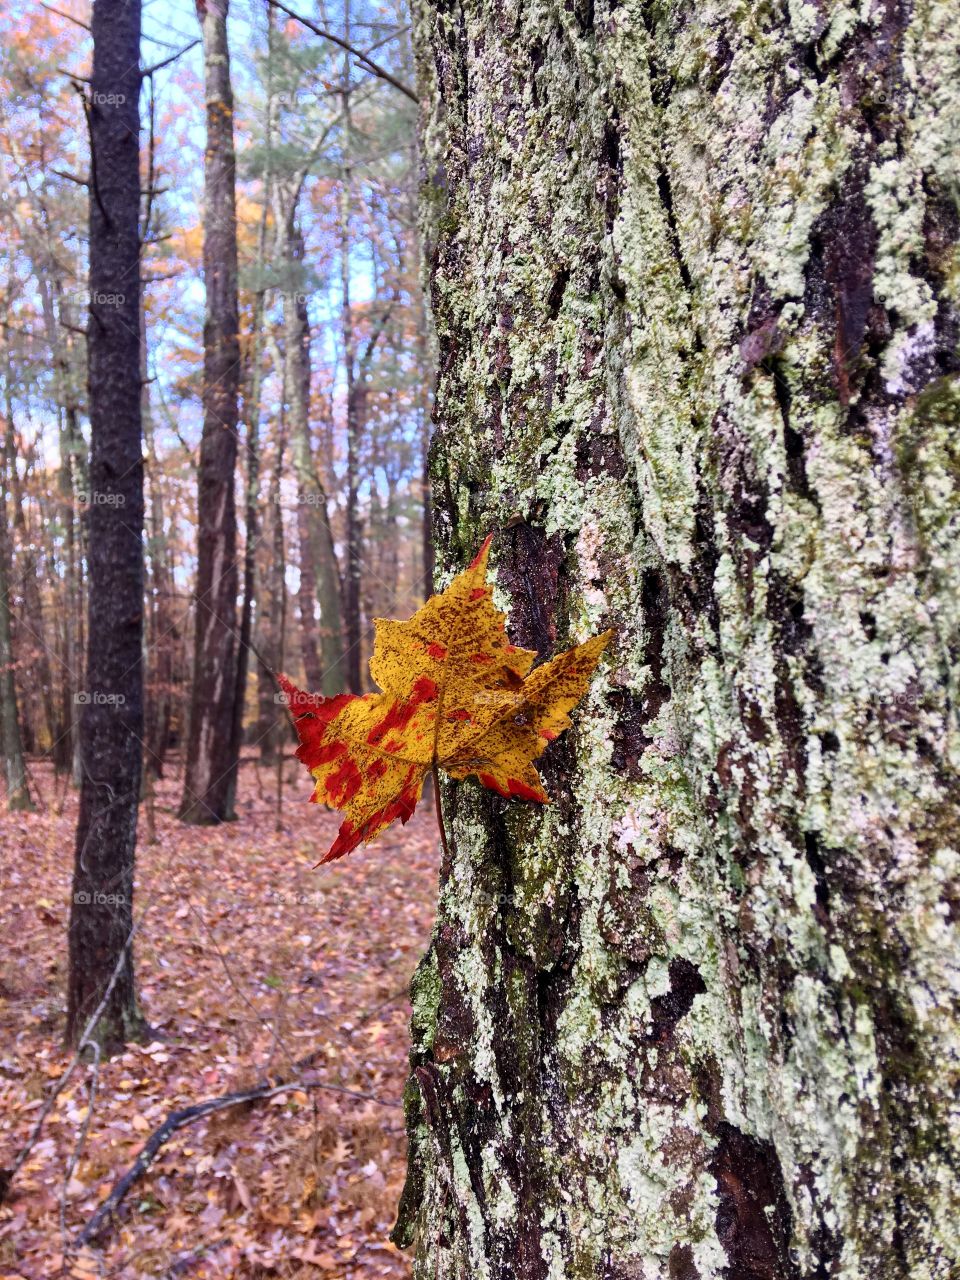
[
  {"left": 283, "top": 224, "right": 347, "bottom": 697},
  {"left": 179, "top": 0, "right": 241, "bottom": 824},
  {"left": 410, "top": 144, "right": 434, "bottom": 600},
  {"left": 256, "top": 430, "right": 287, "bottom": 765},
  {"left": 396, "top": 2, "right": 960, "bottom": 1277},
  {"left": 223, "top": 197, "right": 269, "bottom": 818},
  {"left": 0, "top": 444, "right": 32, "bottom": 811},
  {"left": 339, "top": 181, "right": 365, "bottom": 693},
  {"left": 142, "top": 312, "right": 176, "bottom": 787},
  {"left": 339, "top": 11, "right": 365, "bottom": 693},
  {"left": 1, "top": 378, "right": 58, "bottom": 761},
  {"left": 66, "top": 0, "right": 144, "bottom": 1048}
]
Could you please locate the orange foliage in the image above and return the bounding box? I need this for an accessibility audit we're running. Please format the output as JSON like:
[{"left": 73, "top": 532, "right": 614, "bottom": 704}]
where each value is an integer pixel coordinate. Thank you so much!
[{"left": 280, "top": 536, "right": 612, "bottom": 862}]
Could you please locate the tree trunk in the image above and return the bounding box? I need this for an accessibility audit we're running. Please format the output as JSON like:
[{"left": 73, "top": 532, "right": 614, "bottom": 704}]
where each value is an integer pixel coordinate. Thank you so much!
[
  {"left": 283, "top": 226, "right": 346, "bottom": 696},
  {"left": 223, "top": 203, "right": 269, "bottom": 819},
  {"left": 142, "top": 306, "right": 176, "bottom": 785},
  {"left": 0, "top": 445, "right": 32, "bottom": 811},
  {"left": 179, "top": 0, "right": 241, "bottom": 824},
  {"left": 36, "top": 266, "right": 82, "bottom": 775},
  {"left": 1, "top": 380, "right": 58, "bottom": 758},
  {"left": 66, "top": 0, "right": 144, "bottom": 1049},
  {"left": 340, "top": 192, "right": 364, "bottom": 692},
  {"left": 339, "top": 17, "right": 364, "bottom": 694},
  {"left": 411, "top": 150, "right": 434, "bottom": 600},
  {"left": 396, "top": 2, "right": 960, "bottom": 1277},
  {"left": 256, "top": 432, "right": 287, "bottom": 765}
]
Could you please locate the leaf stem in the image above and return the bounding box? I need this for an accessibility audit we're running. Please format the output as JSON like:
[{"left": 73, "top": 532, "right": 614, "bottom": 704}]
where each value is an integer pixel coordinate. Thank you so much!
[{"left": 432, "top": 763, "right": 451, "bottom": 862}]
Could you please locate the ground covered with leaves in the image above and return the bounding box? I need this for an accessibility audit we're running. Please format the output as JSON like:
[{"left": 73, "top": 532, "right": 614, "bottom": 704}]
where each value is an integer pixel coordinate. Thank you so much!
[{"left": 0, "top": 759, "right": 439, "bottom": 1279}]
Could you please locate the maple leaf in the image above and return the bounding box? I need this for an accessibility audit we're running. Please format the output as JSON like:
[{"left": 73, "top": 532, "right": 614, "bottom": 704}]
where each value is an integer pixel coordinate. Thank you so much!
[{"left": 278, "top": 535, "right": 612, "bottom": 863}]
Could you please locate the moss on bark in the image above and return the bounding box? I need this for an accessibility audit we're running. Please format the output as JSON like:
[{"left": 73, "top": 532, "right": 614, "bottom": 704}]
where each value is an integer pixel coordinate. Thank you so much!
[{"left": 396, "top": 1, "right": 960, "bottom": 1276}]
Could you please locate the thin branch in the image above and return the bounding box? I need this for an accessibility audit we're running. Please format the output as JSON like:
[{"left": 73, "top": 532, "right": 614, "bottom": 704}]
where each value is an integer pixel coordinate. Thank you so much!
[
  {"left": 59, "top": 1041, "right": 100, "bottom": 1248},
  {"left": 51, "top": 168, "right": 89, "bottom": 187},
  {"left": 190, "top": 904, "right": 297, "bottom": 1078},
  {"left": 140, "top": 39, "right": 200, "bottom": 78},
  {"left": 142, "top": 269, "right": 183, "bottom": 285},
  {"left": 0, "top": 920, "right": 141, "bottom": 1205},
  {"left": 72, "top": 84, "right": 108, "bottom": 228},
  {"left": 40, "top": 2, "right": 90, "bottom": 30},
  {"left": 75, "top": 1076, "right": 401, "bottom": 1245},
  {"left": 359, "top": 297, "right": 396, "bottom": 373},
  {"left": 267, "top": 0, "right": 417, "bottom": 103},
  {"left": 140, "top": 71, "right": 156, "bottom": 246},
  {"left": 363, "top": 23, "right": 411, "bottom": 56}
]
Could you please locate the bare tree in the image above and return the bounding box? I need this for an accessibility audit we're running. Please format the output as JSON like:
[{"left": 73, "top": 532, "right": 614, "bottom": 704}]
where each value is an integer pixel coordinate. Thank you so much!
[
  {"left": 179, "top": 0, "right": 241, "bottom": 824},
  {"left": 66, "top": 0, "right": 144, "bottom": 1048},
  {"left": 0, "top": 435, "right": 32, "bottom": 812}
]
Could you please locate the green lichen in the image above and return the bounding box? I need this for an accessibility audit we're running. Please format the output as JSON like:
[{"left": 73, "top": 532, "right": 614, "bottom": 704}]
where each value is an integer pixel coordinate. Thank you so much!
[{"left": 401, "top": 0, "right": 960, "bottom": 1275}]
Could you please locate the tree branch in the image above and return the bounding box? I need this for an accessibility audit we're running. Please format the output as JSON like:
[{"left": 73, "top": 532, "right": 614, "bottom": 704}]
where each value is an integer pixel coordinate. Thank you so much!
[
  {"left": 0, "top": 920, "right": 141, "bottom": 1206},
  {"left": 75, "top": 1074, "right": 400, "bottom": 1245},
  {"left": 140, "top": 39, "right": 200, "bottom": 78},
  {"left": 40, "top": 2, "right": 90, "bottom": 31},
  {"left": 268, "top": 0, "right": 417, "bottom": 103},
  {"left": 51, "top": 168, "right": 89, "bottom": 187}
]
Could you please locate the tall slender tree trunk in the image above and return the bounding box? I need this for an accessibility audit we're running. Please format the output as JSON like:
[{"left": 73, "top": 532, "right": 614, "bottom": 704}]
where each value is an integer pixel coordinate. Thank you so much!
[
  {"left": 64, "top": 405, "right": 84, "bottom": 786},
  {"left": 66, "top": 0, "right": 144, "bottom": 1049},
  {"left": 339, "top": 12, "right": 364, "bottom": 693},
  {"left": 223, "top": 202, "right": 270, "bottom": 818},
  {"left": 410, "top": 145, "right": 434, "bottom": 599},
  {"left": 0, "top": 445, "right": 32, "bottom": 812},
  {"left": 141, "top": 305, "right": 176, "bottom": 785},
  {"left": 180, "top": 0, "right": 241, "bottom": 824},
  {"left": 396, "top": 2, "right": 960, "bottom": 1277},
  {"left": 36, "top": 273, "right": 81, "bottom": 775},
  {"left": 257, "top": 431, "right": 287, "bottom": 764},
  {"left": 283, "top": 225, "right": 346, "bottom": 696},
  {"left": 1, "top": 374, "right": 57, "bottom": 756}
]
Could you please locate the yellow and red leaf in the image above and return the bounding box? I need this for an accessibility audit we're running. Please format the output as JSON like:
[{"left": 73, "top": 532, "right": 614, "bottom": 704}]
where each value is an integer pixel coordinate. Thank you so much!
[{"left": 279, "top": 535, "right": 611, "bottom": 862}]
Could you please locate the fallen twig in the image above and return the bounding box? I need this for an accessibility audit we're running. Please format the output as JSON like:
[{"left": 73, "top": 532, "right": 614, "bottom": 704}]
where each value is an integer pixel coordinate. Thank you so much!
[
  {"left": 75, "top": 1074, "right": 400, "bottom": 1245},
  {"left": 0, "top": 919, "right": 141, "bottom": 1206}
]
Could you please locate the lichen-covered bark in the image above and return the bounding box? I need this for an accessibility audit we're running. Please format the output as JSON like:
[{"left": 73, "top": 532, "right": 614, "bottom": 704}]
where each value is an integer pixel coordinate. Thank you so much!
[{"left": 396, "top": 0, "right": 960, "bottom": 1276}]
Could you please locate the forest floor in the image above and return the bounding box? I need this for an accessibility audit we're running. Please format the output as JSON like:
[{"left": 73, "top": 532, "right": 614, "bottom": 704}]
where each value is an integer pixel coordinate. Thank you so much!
[{"left": 0, "top": 758, "right": 440, "bottom": 1279}]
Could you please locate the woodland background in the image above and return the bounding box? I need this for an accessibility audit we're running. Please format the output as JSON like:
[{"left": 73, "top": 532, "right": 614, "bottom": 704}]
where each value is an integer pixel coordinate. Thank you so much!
[
  {"left": 1, "top": 0, "right": 432, "bottom": 1276},
  {"left": 6, "top": 0, "right": 959, "bottom": 1277}
]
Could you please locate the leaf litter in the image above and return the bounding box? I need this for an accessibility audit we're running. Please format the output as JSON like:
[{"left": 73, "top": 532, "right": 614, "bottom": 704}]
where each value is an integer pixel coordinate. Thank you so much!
[{"left": 0, "top": 758, "right": 439, "bottom": 1278}]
